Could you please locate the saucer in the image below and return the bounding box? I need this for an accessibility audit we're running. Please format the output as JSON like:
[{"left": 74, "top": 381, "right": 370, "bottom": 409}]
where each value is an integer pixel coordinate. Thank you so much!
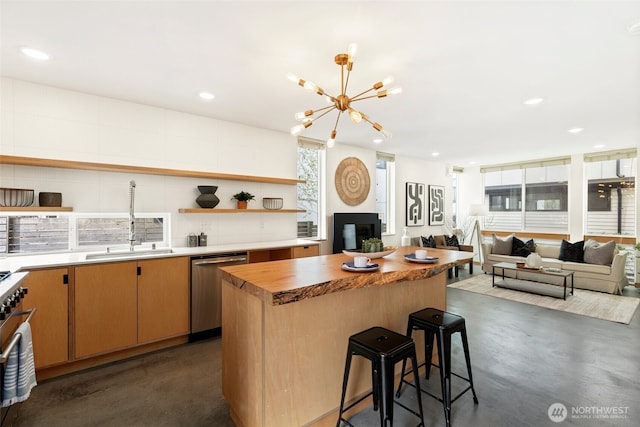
[
  {"left": 341, "top": 262, "right": 380, "bottom": 272},
  {"left": 404, "top": 254, "right": 439, "bottom": 264}
]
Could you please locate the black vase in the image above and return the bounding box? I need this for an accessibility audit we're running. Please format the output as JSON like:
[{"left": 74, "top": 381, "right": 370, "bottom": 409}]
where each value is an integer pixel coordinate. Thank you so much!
[{"left": 196, "top": 185, "right": 220, "bottom": 208}]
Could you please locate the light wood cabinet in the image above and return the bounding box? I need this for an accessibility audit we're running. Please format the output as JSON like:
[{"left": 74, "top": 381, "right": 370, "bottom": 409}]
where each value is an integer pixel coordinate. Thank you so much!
[
  {"left": 74, "top": 257, "right": 190, "bottom": 359},
  {"left": 137, "top": 257, "right": 189, "bottom": 343},
  {"left": 292, "top": 245, "right": 319, "bottom": 258},
  {"left": 21, "top": 268, "right": 69, "bottom": 369},
  {"left": 248, "top": 244, "right": 319, "bottom": 263},
  {"left": 74, "top": 262, "right": 138, "bottom": 358}
]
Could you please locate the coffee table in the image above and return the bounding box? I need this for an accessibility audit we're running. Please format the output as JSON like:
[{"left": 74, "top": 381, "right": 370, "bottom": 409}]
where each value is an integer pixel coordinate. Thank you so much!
[{"left": 492, "top": 262, "right": 574, "bottom": 300}]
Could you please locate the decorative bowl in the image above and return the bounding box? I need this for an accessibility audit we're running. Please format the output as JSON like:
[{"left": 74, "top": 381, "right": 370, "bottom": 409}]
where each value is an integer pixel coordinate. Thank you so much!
[
  {"left": 39, "top": 192, "right": 62, "bottom": 207},
  {"left": 0, "top": 188, "right": 35, "bottom": 207},
  {"left": 263, "top": 197, "right": 283, "bottom": 210},
  {"left": 343, "top": 246, "right": 398, "bottom": 259}
]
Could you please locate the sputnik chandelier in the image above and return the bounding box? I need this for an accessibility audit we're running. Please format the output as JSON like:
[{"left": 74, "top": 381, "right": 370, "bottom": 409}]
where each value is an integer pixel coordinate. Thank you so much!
[{"left": 288, "top": 43, "right": 401, "bottom": 147}]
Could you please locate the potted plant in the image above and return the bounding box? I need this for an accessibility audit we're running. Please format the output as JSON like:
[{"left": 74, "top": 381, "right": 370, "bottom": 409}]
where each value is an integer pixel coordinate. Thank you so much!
[
  {"left": 634, "top": 242, "right": 640, "bottom": 257},
  {"left": 231, "top": 191, "right": 255, "bottom": 209}
]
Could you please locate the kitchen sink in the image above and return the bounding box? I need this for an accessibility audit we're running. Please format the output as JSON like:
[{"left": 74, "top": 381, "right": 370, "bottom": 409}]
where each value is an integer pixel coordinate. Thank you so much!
[{"left": 85, "top": 248, "right": 174, "bottom": 260}]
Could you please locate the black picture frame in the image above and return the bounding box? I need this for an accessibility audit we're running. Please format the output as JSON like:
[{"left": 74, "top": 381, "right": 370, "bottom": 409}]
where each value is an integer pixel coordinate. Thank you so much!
[
  {"left": 406, "top": 182, "right": 425, "bottom": 226},
  {"left": 428, "top": 185, "right": 445, "bottom": 225}
]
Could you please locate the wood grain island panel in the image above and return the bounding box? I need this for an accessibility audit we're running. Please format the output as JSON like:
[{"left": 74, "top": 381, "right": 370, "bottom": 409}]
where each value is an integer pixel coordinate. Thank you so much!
[{"left": 220, "top": 247, "right": 473, "bottom": 427}]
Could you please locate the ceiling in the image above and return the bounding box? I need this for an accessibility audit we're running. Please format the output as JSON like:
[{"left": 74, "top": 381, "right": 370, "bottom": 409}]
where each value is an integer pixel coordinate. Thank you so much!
[{"left": 1, "top": 1, "right": 639, "bottom": 167}]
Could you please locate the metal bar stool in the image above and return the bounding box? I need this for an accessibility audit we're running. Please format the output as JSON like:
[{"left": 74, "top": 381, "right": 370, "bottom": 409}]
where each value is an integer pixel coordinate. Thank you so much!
[
  {"left": 396, "top": 308, "right": 478, "bottom": 427},
  {"left": 337, "top": 326, "right": 425, "bottom": 427}
]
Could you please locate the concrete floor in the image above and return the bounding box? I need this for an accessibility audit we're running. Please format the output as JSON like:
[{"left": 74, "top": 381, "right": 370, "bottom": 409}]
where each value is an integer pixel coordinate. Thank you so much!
[{"left": 7, "top": 270, "right": 640, "bottom": 427}]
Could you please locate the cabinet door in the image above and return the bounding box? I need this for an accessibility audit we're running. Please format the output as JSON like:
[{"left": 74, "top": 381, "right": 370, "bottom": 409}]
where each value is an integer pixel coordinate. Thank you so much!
[
  {"left": 137, "top": 257, "right": 190, "bottom": 343},
  {"left": 292, "top": 245, "right": 319, "bottom": 258},
  {"left": 21, "top": 268, "right": 69, "bottom": 369},
  {"left": 74, "top": 262, "right": 137, "bottom": 358}
]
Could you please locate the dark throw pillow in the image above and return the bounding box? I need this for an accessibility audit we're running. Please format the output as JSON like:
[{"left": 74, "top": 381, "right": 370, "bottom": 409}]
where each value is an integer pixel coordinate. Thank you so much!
[
  {"left": 583, "top": 239, "right": 615, "bottom": 266},
  {"left": 559, "top": 240, "right": 584, "bottom": 263},
  {"left": 421, "top": 235, "right": 437, "bottom": 248},
  {"left": 492, "top": 233, "right": 513, "bottom": 255},
  {"left": 511, "top": 237, "right": 536, "bottom": 257},
  {"left": 444, "top": 235, "right": 459, "bottom": 248}
]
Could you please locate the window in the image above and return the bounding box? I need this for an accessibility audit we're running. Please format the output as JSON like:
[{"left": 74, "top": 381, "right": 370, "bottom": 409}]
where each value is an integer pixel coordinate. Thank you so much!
[
  {"left": 585, "top": 149, "right": 636, "bottom": 236},
  {"left": 297, "top": 137, "right": 326, "bottom": 239},
  {"left": 0, "top": 213, "right": 170, "bottom": 254},
  {"left": 375, "top": 152, "right": 395, "bottom": 234},
  {"left": 482, "top": 158, "right": 570, "bottom": 232}
]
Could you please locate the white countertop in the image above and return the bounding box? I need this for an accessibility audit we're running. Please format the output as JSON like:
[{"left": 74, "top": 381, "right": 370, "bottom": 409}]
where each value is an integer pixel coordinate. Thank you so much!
[{"left": 0, "top": 239, "right": 320, "bottom": 272}]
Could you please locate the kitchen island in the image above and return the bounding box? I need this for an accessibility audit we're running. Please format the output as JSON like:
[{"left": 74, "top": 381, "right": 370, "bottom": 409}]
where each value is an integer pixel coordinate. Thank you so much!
[{"left": 219, "top": 246, "right": 474, "bottom": 427}]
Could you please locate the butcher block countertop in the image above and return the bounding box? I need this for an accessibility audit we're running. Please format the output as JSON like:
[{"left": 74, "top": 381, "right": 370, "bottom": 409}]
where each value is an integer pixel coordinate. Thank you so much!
[{"left": 219, "top": 246, "right": 474, "bottom": 305}]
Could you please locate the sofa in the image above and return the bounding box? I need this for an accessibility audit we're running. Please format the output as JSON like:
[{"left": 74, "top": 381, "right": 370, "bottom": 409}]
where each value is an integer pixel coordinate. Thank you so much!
[
  {"left": 481, "top": 235, "right": 628, "bottom": 294},
  {"left": 411, "top": 235, "right": 474, "bottom": 276}
]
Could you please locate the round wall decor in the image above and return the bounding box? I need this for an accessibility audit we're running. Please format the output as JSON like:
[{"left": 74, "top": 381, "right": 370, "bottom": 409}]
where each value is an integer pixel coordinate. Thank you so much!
[{"left": 335, "top": 157, "right": 370, "bottom": 206}]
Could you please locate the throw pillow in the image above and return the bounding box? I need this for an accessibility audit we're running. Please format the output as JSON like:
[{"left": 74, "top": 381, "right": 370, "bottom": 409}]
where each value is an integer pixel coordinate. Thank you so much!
[
  {"left": 491, "top": 233, "right": 513, "bottom": 255},
  {"left": 558, "top": 240, "right": 584, "bottom": 263},
  {"left": 583, "top": 239, "right": 615, "bottom": 266},
  {"left": 444, "top": 235, "right": 459, "bottom": 248},
  {"left": 511, "top": 237, "right": 536, "bottom": 257},
  {"left": 421, "top": 235, "right": 437, "bottom": 248}
]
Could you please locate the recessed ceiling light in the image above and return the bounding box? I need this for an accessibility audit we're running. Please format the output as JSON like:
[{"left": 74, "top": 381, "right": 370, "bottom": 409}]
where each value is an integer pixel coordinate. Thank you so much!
[
  {"left": 523, "top": 97, "right": 544, "bottom": 106},
  {"left": 628, "top": 20, "right": 640, "bottom": 36},
  {"left": 469, "top": 161, "right": 477, "bottom": 165},
  {"left": 594, "top": 144, "right": 606, "bottom": 149},
  {"left": 20, "top": 46, "right": 50, "bottom": 61},
  {"left": 199, "top": 92, "right": 215, "bottom": 101},
  {"left": 431, "top": 152, "right": 440, "bottom": 157},
  {"left": 568, "top": 127, "right": 584, "bottom": 134},
  {"left": 372, "top": 138, "right": 384, "bottom": 144}
]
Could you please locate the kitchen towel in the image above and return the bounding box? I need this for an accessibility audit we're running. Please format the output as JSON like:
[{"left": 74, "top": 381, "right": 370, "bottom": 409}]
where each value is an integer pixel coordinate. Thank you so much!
[{"left": 1, "top": 321, "right": 37, "bottom": 407}]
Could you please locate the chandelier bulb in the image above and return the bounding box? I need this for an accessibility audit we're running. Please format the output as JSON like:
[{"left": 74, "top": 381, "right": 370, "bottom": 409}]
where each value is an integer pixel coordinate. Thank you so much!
[
  {"left": 377, "top": 87, "right": 403, "bottom": 98},
  {"left": 373, "top": 76, "right": 395, "bottom": 90},
  {"left": 294, "top": 110, "right": 313, "bottom": 121},
  {"left": 327, "top": 130, "right": 337, "bottom": 148},
  {"left": 348, "top": 108, "right": 362, "bottom": 124},
  {"left": 348, "top": 43, "right": 358, "bottom": 60},
  {"left": 290, "top": 120, "right": 313, "bottom": 136},
  {"left": 286, "top": 72, "right": 301, "bottom": 85}
]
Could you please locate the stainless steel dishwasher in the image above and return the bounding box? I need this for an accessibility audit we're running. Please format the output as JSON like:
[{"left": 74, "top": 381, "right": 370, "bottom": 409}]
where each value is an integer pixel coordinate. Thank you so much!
[{"left": 190, "top": 252, "right": 247, "bottom": 340}]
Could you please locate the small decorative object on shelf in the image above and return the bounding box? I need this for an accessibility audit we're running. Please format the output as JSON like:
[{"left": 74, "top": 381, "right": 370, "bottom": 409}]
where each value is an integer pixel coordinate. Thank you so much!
[
  {"left": 39, "top": 191, "right": 62, "bottom": 207},
  {"left": 231, "top": 191, "right": 255, "bottom": 209},
  {"left": 0, "top": 187, "right": 34, "bottom": 207},
  {"left": 262, "top": 197, "right": 283, "bottom": 210},
  {"left": 362, "top": 238, "right": 384, "bottom": 253},
  {"left": 196, "top": 185, "right": 220, "bottom": 208}
]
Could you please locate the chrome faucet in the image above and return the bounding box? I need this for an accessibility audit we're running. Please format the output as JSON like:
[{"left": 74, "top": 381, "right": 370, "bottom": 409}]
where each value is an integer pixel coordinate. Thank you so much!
[{"left": 129, "top": 180, "right": 136, "bottom": 251}]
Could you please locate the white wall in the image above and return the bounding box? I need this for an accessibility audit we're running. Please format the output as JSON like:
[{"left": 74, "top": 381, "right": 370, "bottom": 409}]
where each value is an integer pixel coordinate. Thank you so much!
[
  {"left": 0, "top": 78, "right": 299, "bottom": 247},
  {"left": 1, "top": 78, "right": 462, "bottom": 253}
]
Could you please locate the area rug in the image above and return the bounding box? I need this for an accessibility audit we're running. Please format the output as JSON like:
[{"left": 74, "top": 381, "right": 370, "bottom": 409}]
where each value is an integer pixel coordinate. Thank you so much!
[{"left": 448, "top": 274, "right": 640, "bottom": 324}]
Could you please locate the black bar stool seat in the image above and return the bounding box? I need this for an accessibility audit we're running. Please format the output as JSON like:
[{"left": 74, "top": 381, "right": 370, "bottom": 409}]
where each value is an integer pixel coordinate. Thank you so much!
[
  {"left": 337, "top": 326, "right": 425, "bottom": 427},
  {"left": 396, "top": 308, "right": 478, "bottom": 427}
]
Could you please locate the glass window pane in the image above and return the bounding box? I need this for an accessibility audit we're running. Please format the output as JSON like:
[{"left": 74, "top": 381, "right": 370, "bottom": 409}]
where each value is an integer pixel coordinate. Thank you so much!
[
  {"left": 297, "top": 144, "right": 321, "bottom": 238},
  {"left": 585, "top": 158, "right": 636, "bottom": 236}
]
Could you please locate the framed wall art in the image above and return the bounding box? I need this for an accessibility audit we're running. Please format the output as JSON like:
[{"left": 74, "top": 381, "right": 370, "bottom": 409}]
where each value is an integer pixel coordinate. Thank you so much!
[
  {"left": 405, "top": 182, "right": 425, "bottom": 226},
  {"left": 428, "top": 185, "right": 445, "bottom": 225}
]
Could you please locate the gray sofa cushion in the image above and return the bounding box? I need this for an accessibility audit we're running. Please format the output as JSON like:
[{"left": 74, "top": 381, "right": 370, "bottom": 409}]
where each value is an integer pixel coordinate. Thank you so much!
[
  {"left": 583, "top": 239, "right": 615, "bottom": 266},
  {"left": 492, "top": 234, "right": 513, "bottom": 255}
]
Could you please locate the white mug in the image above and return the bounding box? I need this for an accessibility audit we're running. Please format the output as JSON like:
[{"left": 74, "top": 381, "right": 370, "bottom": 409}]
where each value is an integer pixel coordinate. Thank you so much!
[
  {"left": 354, "top": 256, "right": 371, "bottom": 268},
  {"left": 415, "top": 249, "right": 428, "bottom": 260}
]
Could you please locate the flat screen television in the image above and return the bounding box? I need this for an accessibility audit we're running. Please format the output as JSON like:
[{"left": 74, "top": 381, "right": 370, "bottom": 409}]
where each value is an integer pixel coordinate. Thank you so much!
[{"left": 332, "top": 212, "right": 382, "bottom": 254}]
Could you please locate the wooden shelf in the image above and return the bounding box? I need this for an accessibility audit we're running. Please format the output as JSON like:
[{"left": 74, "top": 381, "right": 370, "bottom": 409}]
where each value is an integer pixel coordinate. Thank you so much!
[
  {"left": 0, "top": 206, "right": 73, "bottom": 212},
  {"left": 0, "top": 155, "right": 304, "bottom": 185},
  {"left": 179, "top": 208, "right": 305, "bottom": 214}
]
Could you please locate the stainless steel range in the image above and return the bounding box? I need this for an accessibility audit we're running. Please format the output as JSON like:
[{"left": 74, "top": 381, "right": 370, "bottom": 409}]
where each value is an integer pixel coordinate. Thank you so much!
[{"left": 0, "top": 271, "right": 34, "bottom": 426}]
